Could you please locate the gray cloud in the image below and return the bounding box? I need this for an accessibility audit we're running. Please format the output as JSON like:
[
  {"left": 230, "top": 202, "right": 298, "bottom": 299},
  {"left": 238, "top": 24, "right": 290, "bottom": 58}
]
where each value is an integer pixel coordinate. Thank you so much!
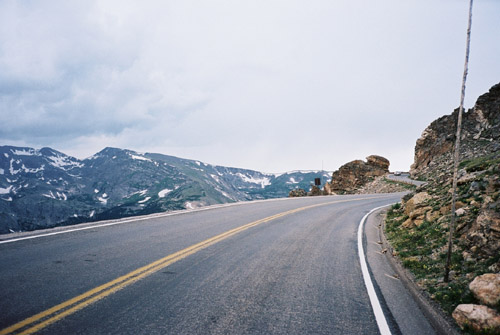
[{"left": 1, "top": 0, "right": 499, "bottom": 172}]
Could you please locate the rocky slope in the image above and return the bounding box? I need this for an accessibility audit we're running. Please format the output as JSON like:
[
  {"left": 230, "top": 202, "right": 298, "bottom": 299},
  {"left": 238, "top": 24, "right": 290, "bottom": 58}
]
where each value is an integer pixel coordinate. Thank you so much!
[
  {"left": 0, "top": 146, "right": 330, "bottom": 234},
  {"left": 357, "top": 175, "right": 416, "bottom": 194},
  {"left": 385, "top": 82, "right": 500, "bottom": 333}
]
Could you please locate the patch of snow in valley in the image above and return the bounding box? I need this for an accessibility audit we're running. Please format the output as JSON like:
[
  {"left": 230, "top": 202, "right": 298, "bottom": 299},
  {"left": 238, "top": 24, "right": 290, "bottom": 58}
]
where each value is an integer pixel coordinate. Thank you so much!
[
  {"left": 158, "top": 188, "right": 173, "bottom": 198},
  {"left": 0, "top": 168, "right": 3, "bottom": 175},
  {"left": 286, "top": 177, "right": 300, "bottom": 184},
  {"left": 185, "top": 202, "right": 193, "bottom": 209},
  {"left": 0, "top": 186, "right": 12, "bottom": 194},
  {"left": 42, "top": 191, "right": 56, "bottom": 199},
  {"left": 138, "top": 197, "right": 151, "bottom": 204},
  {"left": 94, "top": 189, "right": 99, "bottom": 193},
  {"left": 2, "top": 197, "right": 13, "bottom": 201},
  {"left": 90, "top": 210, "right": 95, "bottom": 217},
  {"left": 132, "top": 189, "right": 148, "bottom": 196},
  {"left": 42, "top": 191, "right": 67, "bottom": 201},
  {"left": 98, "top": 196, "right": 108, "bottom": 205},
  {"left": 236, "top": 173, "right": 271, "bottom": 189},
  {"left": 218, "top": 189, "right": 233, "bottom": 200},
  {"left": 4, "top": 153, "right": 8, "bottom": 158}
]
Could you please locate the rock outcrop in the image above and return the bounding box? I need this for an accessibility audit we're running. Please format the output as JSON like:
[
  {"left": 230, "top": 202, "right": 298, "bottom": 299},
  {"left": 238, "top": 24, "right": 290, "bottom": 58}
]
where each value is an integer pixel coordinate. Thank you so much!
[
  {"left": 402, "top": 82, "right": 500, "bottom": 258},
  {"left": 328, "top": 155, "right": 390, "bottom": 194},
  {"left": 452, "top": 273, "right": 500, "bottom": 333},
  {"left": 411, "top": 82, "right": 500, "bottom": 180},
  {"left": 470, "top": 274, "right": 500, "bottom": 307},
  {"left": 452, "top": 304, "right": 500, "bottom": 334},
  {"left": 288, "top": 189, "right": 307, "bottom": 197}
]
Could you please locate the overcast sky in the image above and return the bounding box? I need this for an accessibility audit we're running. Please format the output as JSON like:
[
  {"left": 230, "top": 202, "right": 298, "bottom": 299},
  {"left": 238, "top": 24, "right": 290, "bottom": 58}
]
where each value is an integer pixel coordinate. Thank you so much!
[{"left": 1, "top": 1, "right": 499, "bottom": 173}]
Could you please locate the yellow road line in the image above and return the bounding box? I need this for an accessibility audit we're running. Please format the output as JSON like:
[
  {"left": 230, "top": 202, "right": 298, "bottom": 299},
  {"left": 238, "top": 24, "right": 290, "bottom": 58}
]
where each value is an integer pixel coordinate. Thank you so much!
[{"left": 1, "top": 198, "right": 368, "bottom": 335}]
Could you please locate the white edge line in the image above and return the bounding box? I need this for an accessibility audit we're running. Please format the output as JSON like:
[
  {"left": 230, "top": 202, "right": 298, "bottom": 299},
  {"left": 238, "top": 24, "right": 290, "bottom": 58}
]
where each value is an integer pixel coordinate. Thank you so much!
[{"left": 358, "top": 204, "right": 393, "bottom": 335}]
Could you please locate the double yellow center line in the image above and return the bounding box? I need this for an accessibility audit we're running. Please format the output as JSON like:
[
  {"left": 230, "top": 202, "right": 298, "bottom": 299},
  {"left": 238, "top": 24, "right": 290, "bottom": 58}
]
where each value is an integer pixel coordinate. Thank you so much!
[{"left": 1, "top": 199, "right": 360, "bottom": 334}]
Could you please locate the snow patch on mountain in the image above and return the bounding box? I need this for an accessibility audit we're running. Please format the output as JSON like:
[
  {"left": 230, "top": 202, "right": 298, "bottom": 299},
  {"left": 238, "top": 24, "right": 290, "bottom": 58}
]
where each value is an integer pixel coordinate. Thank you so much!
[
  {"left": 11, "top": 148, "right": 40, "bottom": 156},
  {"left": 236, "top": 173, "right": 271, "bottom": 188},
  {"left": 129, "top": 153, "right": 152, "bottom": 162},
  {"left": 0, "top": 186, "right": 12, "bottom": 194},
  {"left": 42, "top": 191, "right": 67, "bottom": 201},
  {"left": 138, "top": 197, "right": 151, "bottom": 204},
  {"left": 158, "top": 188, "right": 173, "bottom": 198},
  {"left": 46, "top": 154, "right": 83, "bottom": 169}
]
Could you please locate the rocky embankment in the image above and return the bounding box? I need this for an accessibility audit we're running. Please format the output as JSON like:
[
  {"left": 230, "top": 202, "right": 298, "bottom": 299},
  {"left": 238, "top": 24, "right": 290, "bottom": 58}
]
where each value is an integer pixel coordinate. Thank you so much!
[{"left": 386, "top": 82, "right": 500, "bottom": 333}]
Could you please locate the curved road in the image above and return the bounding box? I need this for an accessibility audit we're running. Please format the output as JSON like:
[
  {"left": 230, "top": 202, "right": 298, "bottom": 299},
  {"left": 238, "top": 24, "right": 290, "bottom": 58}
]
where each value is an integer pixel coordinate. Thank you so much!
[
  {"left": 386, "top": 173, "right": 426, "bottom": 187},
  {"left": 0, "top": 193, "right": 433, "bottom": 334}
]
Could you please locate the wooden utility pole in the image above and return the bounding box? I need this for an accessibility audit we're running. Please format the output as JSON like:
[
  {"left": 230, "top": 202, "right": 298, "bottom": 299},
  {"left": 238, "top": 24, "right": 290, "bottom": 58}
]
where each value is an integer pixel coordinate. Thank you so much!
[{"left": 444, "top": 0, "right": 474, "bottom": 283}]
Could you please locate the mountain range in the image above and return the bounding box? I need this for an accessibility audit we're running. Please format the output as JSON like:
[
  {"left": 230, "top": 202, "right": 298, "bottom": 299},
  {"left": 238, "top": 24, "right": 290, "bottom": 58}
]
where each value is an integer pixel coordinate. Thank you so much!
[{"left": 0, "top": 146, "right": 330, "bottom": 234}]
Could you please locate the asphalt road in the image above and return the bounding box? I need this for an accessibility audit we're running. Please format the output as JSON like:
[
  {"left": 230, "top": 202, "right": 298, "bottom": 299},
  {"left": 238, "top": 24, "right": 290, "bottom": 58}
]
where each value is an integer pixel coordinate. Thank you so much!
[
  {"left": 0, "top": 193, "right": 433, "bottom": 334},
  {"left": 386, "top": 173, "right": 426, "bottom": 187}
]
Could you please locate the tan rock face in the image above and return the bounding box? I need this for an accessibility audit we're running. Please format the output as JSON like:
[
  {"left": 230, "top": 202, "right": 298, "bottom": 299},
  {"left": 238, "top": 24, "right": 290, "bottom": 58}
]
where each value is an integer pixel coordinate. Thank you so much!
[
  {"left": 366, "top": 155, "right": 390, "bottom": 171},
  {"left": 464, "top": 207, "right": 500, "bottom": 257},
  {"left": 329, "top": 155, "right": 390, "bottom": 194},
  {"left": 404, "top": 192, "right": 432, "bottom": 216},
  {"left": 469, "top": 274, "right": 500, "bottom": 307},
  {"left": 410, "top": 82, "right": 500, "bottom": 179},
  {"left": 452, "top": 304, "right": 500, "bottom": 334}
]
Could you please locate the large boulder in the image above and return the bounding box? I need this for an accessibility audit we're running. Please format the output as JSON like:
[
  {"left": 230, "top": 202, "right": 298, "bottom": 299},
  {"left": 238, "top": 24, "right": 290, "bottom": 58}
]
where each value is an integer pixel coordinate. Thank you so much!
[
  {"left": 452, "top": 304, "right": 500, "bottom": 334},
  {"left": 329, "top": 155, "right": 390, "bottom": 194},
  {"left": 470, "top": 274, "right": 500, "bottom": 307}
]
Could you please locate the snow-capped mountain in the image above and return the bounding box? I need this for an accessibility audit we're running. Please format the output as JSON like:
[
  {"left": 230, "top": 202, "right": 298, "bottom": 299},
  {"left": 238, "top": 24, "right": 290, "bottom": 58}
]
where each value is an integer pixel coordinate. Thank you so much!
[{"left": 0, "top": 146, "right": 331, "bottom": 234}]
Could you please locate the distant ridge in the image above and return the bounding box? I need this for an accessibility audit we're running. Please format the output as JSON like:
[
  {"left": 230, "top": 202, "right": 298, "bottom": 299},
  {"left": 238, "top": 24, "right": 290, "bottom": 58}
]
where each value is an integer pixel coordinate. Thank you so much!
[{"left": 0, "top": 146, "right": 331, "bottom": 234}]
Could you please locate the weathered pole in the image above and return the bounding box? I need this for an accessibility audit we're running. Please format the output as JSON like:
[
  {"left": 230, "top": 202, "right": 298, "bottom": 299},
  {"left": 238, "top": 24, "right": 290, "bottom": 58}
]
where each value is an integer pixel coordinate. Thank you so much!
[{"left": 444, "top": 0, "right": 473, "bottom": 283}]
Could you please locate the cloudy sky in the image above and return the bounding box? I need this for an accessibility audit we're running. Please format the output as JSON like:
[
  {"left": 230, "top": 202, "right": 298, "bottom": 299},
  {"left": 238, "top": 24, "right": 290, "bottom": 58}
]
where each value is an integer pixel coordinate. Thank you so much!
[{"left": 1, "top": 1, "right": 499, "bottom": 173}]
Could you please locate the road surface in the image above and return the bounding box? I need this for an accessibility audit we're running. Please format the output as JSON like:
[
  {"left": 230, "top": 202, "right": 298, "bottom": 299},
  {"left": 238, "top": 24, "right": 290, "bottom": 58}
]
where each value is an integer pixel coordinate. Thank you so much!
[
  {"left": 0, "top": 193, "right": 435, "bottom": 334},
  {"left": 386, "top": 173, "right": 426, "bottom": 187}
]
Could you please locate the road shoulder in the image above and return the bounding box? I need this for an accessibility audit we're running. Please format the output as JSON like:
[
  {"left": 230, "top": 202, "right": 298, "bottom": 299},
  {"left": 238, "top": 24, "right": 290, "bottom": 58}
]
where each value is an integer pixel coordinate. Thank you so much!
[{"left": 365, "top": 207, "right": 460, "bottom": 335}]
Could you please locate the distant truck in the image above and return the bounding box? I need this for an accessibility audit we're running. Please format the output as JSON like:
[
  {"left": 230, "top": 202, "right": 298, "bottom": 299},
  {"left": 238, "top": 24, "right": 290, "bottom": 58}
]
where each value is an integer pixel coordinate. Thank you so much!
[{"left": 394, "top": 171, "right": 402, "bottom": 176}]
